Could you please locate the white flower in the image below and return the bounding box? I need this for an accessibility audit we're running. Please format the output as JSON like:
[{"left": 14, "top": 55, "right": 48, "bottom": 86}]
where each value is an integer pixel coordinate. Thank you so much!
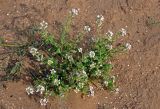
[
  {"left": 29, "top": 47, "right": 44, "bottom": 61},
  {"left": 78, "top": 82, "right": 84, "bottom": 89},
  {"left": 74, "top": 87, "right": 80, "bottom": 93},
  {"left": 96, "top": 70, "right": 102, "bottom": 76},
  {"left": 68, "top": 55, "right": 73, "bottom": 62},
  {"left": 47, "top": 60, "right": 53, "bottom": 65},
  {"left": 120, "top": 28, "right": 127, "bottom": 36},
  {"left": 106, "top": 45, "right": 113, "bottom": 50},
  {"left": 97, "top": 15, "right": 104, "bottom": 22},
  {"left": 29, "top": 47, "right": 38, "bottom": 56},
  {"left": 50, "top": 69, "right": 56, "bottom": 74},
  {"left": 40, "top": 20, "right": 48, "bottom": 30},
  {"left": 70, "top": 8, "right": 79, "bottom": 16},
  {"left": 89, "top": 86, "right": 94, "bottom": 96},
  {"left": 106, "top": 30, "right": 114, "bottom": 41},
  {"left": 26, "top": 86, "right": 34, "bottom": 95},
  {"left": 54, "top": 79, "right": 60, "bottom": 86},
  {"left": 89, "top": 51, "right": 95, "bottom": 58},
  {"left": 82, "top": 70, "right": 88, "bottom": 78},
  {"left": 78, "top": 48, "right": 82, "bottom": 53},
  {"left": 125, "top": 43, "right": 132, "bottom": 50},
  {"left": 82, "top": 70, "right": 86, "bottom": 75},
  {"left": 84, "top": 25, "right": 91, "bottom": 32},
  {"left": 90, "top": 63, "right": 96, "bottom": 69},
  {"left": 106, "top": 30, "right": 113, "bottom": 37},
  {"left": 104, "top": 81, "right": 109, "bottom": 87},
  {"left": 36, "top": 85, "right": 45, "bottom": 94},
  {"left": 96, "top": 15, "right": 104, "bottom": 26},
  {"left": 40, "top": 98, "right": 48, "bottom": 106}
]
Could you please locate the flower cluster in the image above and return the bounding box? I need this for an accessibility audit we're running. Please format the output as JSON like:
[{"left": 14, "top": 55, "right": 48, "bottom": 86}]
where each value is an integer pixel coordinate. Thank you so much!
[
  {"left": 96, "top": 15, "right": 104, "bottom": 27},
  {"left": 26, "top": 85, "right": 48, "bottom": 106},
  {"left": 89, "top": 51, "right": 95, "bottom": 58},
  {"left": 40, "top": 20, "right": 48, "bottom": 30},
  {"left": 26, "top": 85, "right": 45, "bottom": 95},
  {"left": 50, "top": 69, "right": 56, "bottom": 74},
  {"left": 29, "top": 47, "right": 38, "bottom": 56},
  {"left": 48, "top": 60, "right": 53, "bottom": 66},
  {"left": 106, "top": 30, "right": 114, "bottom": 40},
  {"left": 90, "top": 63, "right": 96, "bottom": 69},
  {"left": 40, "top": 98, "right": 48, "bottom": 106},
  {"left": 36, "top": 85, "right": 45, "bottom": 94},
  {"left": 89, "top": 86, "right": 94, "bottom": 96},
  {"left": 26, "top": 86, "right": 34, "bottom": 95},
  {"left": 125, "top": 43, "right": 132, "bottom": 50},
  {"left": 70, "top": 8, "right": 80, "bottom": 17},
  {"left": 104, "top": 81, "right": 109, "bottom": 87},
  {"left": 84, "top": 25, "right": 91, "bottom": 32},
  {"left": 78, "top": 48, "right": 83, "bottom": 53},
  {"left": 53, "top": 79, "right": 60, "bottom": 86},
  {"left": 29, "top": 47, "right": 44, "bottom": 62},
  {"left": 120, "top": 28, "right": 127, "bottom": 36}
]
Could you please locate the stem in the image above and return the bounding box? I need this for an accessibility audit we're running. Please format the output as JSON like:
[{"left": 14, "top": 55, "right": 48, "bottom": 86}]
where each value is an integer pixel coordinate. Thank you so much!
[{"left": 0, "top": 43, "right": 23, "bottom": 47}]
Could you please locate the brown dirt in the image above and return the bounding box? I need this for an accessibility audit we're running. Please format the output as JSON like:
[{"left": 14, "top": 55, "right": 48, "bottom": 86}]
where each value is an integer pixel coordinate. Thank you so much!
[{"left": 0, "top": 0, "right": 160, "bottom": 109}]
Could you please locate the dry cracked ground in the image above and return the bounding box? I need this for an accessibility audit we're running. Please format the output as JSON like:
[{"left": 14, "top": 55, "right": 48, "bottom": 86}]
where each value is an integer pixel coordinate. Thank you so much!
[{"left": 0, "top": 0, "right": 160, "bottom": 109}]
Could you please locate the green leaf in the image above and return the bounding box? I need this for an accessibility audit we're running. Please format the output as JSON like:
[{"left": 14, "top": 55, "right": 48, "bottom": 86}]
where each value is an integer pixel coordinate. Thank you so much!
[
  {"left": 0, "top": 37, "right": 4, "bottom": 44},
  {"left": 10, "top": 62, "right": 21, "bottom": 75},
  {"left": 56, "top": 48, "right": 61, "bottom": 54}
]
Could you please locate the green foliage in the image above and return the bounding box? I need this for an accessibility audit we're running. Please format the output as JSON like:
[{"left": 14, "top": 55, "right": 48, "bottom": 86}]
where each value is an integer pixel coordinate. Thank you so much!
[
  {"left": 3, "top": 61, "right": 22, "bottom": 81},
  {"left": 0, "top": 13, "right": 127, "bottom": 98},
  {"left": 146, "top": 17, "right": 160, "bottom": 27},
  {"left": 10, "top": 62, "right": 21, "bottom": 75},
  {"left": 26, "top": 16, "right": 126, "bottom": 97},
  {"left": 0, "top": 37, "right": 4, "bottom": 44}
]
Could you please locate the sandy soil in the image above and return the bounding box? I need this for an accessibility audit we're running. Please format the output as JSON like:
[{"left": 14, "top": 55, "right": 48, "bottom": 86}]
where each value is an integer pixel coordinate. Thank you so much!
[{"left": 0, "top": 0, "right": 160, "bottom": 109}]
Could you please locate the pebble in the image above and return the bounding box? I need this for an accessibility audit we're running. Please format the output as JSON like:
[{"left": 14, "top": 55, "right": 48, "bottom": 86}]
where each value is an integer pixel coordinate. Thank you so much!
[{"left": 115, "top": 88, "right": 119, "bottom": 94}]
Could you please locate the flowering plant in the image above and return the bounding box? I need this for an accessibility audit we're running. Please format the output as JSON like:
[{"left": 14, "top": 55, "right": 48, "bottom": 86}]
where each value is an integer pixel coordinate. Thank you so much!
[
  {"left": 23, "top": 9, "right": 131, "bottom": 105},
  {"left": 0, "top": 8, "right": 131, "bottom": 106}
]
